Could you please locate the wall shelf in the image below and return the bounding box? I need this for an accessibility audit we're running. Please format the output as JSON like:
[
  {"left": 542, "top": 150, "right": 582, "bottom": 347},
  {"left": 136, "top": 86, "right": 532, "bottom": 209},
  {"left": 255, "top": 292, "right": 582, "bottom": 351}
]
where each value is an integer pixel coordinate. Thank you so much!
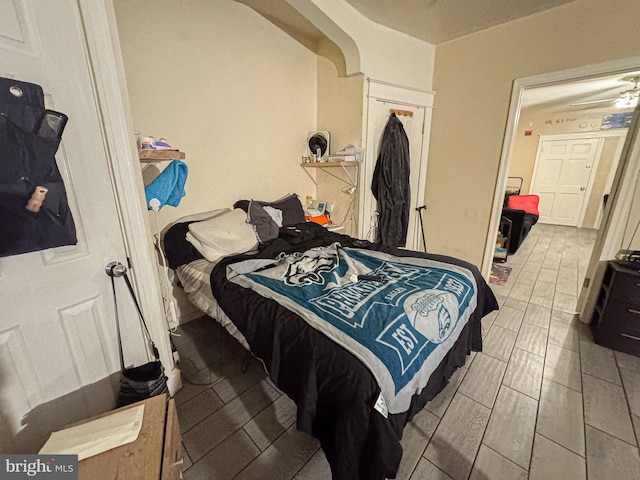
[
  {"left": 300, "top": 161, "right": 358, "bottom": 168},
  {"left": 300, "top": 159, "right": 359, "bottom": 235},
  {"left": 300, "top": 161, "right": 359, "bottom": 187},
  {"left": 139, "top": 150, "right": 185, "bottom": 162}
]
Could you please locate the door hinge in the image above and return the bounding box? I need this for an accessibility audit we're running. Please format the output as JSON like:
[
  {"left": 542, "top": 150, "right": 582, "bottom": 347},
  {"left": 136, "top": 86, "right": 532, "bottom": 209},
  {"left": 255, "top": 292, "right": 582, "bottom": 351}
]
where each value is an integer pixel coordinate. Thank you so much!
[
  {"left": 583, "top": 277, "right": 590, "bottom": 288},
  {"left": 127, "top": 257, "right": 133, "bottom": 269}
]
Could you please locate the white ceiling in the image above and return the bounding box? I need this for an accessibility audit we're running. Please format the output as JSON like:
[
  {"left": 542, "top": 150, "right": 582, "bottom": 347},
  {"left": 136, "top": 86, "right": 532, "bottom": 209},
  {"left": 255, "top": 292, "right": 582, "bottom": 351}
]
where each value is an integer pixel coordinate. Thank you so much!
[
  {"left": 521, "top": 72, "right": 640, "bottom": 112},
  {"left": 238, "top": 0, "right": 636, "bottom": 112},
  {"left": 339, "top": 0, "right": 638, "bottom": 111},
  {"left": 343, "top": 0, "right": 576, "bottom": 45}
]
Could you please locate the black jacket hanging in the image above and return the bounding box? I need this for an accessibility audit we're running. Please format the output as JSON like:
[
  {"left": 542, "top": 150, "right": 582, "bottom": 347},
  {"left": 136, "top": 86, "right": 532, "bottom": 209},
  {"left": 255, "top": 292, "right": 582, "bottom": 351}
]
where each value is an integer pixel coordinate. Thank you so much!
[
  {"left": 0, "top": 77, "right": 76, "bottom": 257},
  {"left": 371, "top": 113, "right": 410, "bottom": 248}
]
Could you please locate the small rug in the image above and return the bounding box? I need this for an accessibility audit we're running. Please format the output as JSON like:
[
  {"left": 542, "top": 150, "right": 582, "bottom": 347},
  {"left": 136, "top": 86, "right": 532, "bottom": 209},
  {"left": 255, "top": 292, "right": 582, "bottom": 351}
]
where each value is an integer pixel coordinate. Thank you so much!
[{"left": 490, "top": 264, "right": 512, "bottom": 286}]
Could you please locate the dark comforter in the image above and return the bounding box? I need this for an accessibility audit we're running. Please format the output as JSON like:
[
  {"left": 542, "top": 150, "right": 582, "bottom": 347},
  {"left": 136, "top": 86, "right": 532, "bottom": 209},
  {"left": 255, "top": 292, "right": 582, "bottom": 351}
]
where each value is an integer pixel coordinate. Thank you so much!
[{"left": 206, "top": 222, "right": 498, "bottom": 480}]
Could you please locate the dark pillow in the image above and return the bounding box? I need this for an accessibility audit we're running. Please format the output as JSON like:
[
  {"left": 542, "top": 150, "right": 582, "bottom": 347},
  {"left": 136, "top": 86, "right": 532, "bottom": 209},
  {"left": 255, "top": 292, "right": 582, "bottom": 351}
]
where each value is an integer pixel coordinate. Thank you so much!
[
  {"left": 247, "top": 200, "right": 279, "bottom": 243},
  {"left": 233, "top": 193, "right": 304, "bottom": 226},
  {"left": 163, "top": 221, "right": 203, "bottom": 269},
  {"left": 506, "top": 194, "right": 540, "bottom": 217}
]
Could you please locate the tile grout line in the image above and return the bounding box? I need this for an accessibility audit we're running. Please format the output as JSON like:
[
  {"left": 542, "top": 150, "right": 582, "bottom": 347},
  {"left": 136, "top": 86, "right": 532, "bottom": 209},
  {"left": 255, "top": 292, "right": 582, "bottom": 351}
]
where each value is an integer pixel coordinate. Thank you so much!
[
  {"left": 481, "top": 231, "right": 554, "bottom": 476},
  {"left": 611, "top": 351, "right": 640, "bottom": 452},
  {"left": 535, "top": 430, "right": 586, "bottom": 459},
  {"left": 515, "top": 226, "right": 590, "bottom": 476},
  {"left": 287, "top": 445, "right": 323, "bottom": 480},
  {"left": 416, "top": 357, "right": 468, "bottom": 477},
  {"left": 183, "top": 381, "right": 281, "bottom": 466},
  {"left": 181, "top": 440, "right": 193, "bottom": 467},
  {"left": 577, "top": 308, "right": 590, "bottom": 480},
  {"left": 231, "top": 425, "right": 319, "bottom": 480},
  {"left": 525, "top": 232, "right": 556, "bottom": 477},
  {"left": 469, "top": 250, "right": 537, "bottom": 479},
  {"left": 584, "top": 423, "right": 640, "bottom": 451},
  {"left": 241, "top": 423, "right": 264, "bottom": 452}
]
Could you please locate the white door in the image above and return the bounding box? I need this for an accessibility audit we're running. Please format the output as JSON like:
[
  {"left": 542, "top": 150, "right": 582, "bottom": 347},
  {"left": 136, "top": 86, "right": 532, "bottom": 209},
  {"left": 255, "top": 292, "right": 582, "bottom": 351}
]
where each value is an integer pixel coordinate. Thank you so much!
[
  {"left": 0, "top": 0, "right": 145, "bottom": 453},
  {"left": 361, "top": 100, "right": 427, "bottom": 250},
  {"left": 531, "top": 138, "right": 599, "bottom": 226}
]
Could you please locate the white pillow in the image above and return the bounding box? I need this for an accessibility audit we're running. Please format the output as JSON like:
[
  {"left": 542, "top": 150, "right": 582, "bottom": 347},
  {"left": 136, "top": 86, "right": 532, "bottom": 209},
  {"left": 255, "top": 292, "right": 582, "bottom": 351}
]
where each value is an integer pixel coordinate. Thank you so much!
[
  {"left": 172, "top": 208, "right": 230, "bottom": 224},
  {"left": 186, "top": 209, "right": 258, "bottom": 261},
  {"left": 160, "top": 208, "right": 230, "bottom": 241}
]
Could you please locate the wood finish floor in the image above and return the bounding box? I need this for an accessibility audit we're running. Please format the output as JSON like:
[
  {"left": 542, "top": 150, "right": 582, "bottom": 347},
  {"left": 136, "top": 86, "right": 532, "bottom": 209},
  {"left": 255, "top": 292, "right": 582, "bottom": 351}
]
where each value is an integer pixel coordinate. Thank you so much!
[{"left": 175, "top": 224, "right": 640, "bottom": 479}]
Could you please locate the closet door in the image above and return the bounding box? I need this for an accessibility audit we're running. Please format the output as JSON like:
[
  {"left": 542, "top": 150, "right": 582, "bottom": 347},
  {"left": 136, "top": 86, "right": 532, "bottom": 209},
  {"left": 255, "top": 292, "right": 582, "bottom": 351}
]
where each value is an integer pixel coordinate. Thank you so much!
[
  {"left": 0, "top": 0, "right": 142, "bottom": 453},
  {"left": 361, "top": 81, "right": 434, "bottom": 250}
]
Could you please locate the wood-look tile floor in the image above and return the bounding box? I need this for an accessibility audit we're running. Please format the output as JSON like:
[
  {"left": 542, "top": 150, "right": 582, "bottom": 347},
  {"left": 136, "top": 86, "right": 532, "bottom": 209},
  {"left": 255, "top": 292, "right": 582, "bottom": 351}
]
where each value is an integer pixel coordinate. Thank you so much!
[{"left": 175, "top": 224, "right": 640, "bottom": 479}]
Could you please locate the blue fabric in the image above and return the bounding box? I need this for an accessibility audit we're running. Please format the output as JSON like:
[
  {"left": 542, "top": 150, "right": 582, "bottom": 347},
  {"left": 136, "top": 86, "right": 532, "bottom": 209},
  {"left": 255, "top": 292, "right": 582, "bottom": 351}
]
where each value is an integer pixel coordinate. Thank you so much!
[
  {"left": 227, "top": 244, "right": 478, "bottom": 413},
  {"left": 144, "top": 160, "right": 188, "bottom": 209}
]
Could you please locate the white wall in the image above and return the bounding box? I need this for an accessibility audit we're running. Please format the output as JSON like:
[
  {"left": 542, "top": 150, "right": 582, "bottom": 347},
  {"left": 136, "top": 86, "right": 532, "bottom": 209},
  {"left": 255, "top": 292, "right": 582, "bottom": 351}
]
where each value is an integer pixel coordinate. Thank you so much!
[
  {"left": 316, "top": 46, "right": 364, "bottom": 235},
  {"left": 427, "top": 0, "right": 640, "bottom": 265},
  {"left": 114, "top": 0, "right": 319, "bottom": 321},
  {"left": 114, "top": 0, "right": 318, "bottom": 230},
  {"left": 293, "top": 0, "right": 436, "bottom": 91}
]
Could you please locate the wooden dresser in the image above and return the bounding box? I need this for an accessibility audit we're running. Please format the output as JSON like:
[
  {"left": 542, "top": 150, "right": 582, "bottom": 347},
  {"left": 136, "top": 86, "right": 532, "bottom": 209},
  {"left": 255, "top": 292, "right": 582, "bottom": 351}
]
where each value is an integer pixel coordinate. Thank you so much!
[
  {"left": 591, "top": 260, "right": 640, "bottom": 356},
  {"left": 78, "top": 395, "right": 183, "bottom": 480}
]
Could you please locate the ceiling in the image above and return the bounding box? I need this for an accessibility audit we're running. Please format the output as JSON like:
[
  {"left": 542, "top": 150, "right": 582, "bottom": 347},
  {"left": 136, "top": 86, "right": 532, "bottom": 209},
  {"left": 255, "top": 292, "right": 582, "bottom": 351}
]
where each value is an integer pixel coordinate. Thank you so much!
[
  {"left": 341, "top": 0, "right": 637, "bottom": 112},
  {"left": 521, "top": 72, "right": 640, "bottom": 113},
  {"left": 343, "top": 0, "right": 576, "bottom": 45},
  {"left": 238, "top": 0, "right": 577, "bottom": 48},
  {"left": 238, "top": 0, "right": 636, "bottom": 112}
]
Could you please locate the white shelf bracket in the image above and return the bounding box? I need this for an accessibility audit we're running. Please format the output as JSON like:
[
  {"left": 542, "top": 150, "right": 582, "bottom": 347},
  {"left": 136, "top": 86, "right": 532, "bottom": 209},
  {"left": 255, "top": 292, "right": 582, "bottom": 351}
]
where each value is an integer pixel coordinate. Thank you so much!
[{"left": 302, "top": 167, "right": 318, "bottom": 187}]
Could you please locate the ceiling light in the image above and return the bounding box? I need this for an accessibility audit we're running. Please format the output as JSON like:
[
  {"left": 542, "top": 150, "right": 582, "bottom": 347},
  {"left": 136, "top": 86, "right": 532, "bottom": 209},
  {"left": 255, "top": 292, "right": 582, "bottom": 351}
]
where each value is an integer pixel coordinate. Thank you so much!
[
  {"left": 571, "top": 74, "right": 640, "bottom": 109},
  {"left": 615, "top": 76, "right": 640, "bottom": 109},
  {"left": 615, "top": 89, "right": 639, "bottom": 109}
]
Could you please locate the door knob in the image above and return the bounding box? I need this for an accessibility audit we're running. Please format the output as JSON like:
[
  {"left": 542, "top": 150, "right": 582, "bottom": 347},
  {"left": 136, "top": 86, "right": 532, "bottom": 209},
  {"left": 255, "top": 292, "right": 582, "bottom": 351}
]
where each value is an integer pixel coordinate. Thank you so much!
[
  {"left": 580, "top": 187, "right": 586, "bottom": 191},
  {"left": 105, "top": 261, "right": 127, "bottom": 277},
  {"left": 586, "top": 165, "right": 591, "bottom": 168}
]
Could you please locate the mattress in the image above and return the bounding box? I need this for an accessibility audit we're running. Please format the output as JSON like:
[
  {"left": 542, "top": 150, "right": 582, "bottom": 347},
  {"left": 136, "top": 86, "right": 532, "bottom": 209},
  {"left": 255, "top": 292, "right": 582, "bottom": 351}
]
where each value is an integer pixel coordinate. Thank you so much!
[{"left": 175, "top": 258, "right": 250, "bottom": 350}]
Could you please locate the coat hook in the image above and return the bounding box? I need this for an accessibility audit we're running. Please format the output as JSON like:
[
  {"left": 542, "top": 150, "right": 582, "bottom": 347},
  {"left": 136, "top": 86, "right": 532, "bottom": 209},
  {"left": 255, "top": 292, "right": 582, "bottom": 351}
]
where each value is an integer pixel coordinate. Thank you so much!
[{"left": 389, "top": 109, "right": 413, "bottom": 118}]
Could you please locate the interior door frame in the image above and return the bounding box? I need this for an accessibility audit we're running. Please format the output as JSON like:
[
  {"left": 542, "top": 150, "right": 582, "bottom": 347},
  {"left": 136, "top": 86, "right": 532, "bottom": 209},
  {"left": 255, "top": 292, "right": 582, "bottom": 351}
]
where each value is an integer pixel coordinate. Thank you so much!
[
  {"left": 360, "top": 79, "right": 434, "bottom": 248},
  {"left": 578, "top": 103, "right": 640, "bottom": 321},
  {"left": 482, "top": 55, "right": 640, "bottom": 280},
  {"left": 77, "top": 0, "right": 180, "bottom": 393},
  {"left": 530, "top": 131, "right": 626, "bottom": 226}
]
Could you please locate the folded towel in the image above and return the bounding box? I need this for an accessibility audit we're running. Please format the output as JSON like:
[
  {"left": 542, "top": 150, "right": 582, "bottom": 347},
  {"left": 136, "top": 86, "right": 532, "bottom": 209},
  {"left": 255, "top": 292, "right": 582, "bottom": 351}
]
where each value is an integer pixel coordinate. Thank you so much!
[{"left": 144, "top": 159, "right": 188, "bottom": 209}]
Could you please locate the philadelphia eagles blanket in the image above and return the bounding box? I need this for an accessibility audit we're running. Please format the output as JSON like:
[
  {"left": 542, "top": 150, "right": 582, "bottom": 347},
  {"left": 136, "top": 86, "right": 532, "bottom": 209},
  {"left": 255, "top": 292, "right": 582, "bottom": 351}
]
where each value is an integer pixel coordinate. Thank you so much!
[{"left": 227, "top": 242, "right": 477, "bottom": 414}]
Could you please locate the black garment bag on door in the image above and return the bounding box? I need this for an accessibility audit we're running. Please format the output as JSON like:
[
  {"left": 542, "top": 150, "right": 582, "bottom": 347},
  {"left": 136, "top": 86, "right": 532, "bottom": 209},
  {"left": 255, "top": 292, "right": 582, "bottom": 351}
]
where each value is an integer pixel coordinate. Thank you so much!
[
  {"left": 0, "top": 77, "right": 76, "bottom": 257},
  {"left": 371, "top": 113, "right": 411, "bottom": 249}
]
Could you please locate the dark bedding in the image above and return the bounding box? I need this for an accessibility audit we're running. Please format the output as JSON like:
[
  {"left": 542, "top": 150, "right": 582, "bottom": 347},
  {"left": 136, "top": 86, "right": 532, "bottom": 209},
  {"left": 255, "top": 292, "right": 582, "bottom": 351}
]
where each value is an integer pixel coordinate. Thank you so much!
[{"left": 204, "top": 222, "right": 498, "bottom": 480}]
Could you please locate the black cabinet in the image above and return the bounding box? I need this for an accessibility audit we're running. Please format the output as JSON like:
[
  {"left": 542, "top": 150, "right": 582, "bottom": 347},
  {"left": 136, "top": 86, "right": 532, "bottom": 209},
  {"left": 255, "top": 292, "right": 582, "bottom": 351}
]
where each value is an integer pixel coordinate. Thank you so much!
[{"left": 591, "top": 260, "right": 640, "bottom": 356}]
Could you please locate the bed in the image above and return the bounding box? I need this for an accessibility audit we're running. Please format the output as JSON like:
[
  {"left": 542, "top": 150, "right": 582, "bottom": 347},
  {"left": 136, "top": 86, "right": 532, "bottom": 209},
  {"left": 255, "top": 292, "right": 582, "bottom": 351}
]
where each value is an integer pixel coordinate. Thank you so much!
[{"left": 164, "top": 203, "right": 498, "bottom": 480}]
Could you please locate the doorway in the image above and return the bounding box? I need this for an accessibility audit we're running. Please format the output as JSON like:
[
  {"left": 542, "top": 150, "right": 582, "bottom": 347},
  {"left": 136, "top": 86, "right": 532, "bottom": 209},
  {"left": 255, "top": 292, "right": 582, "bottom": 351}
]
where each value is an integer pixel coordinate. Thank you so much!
[
  {"left": 484, "top": 56, "right": 640, "bottom": 320},
  {"left": 0, "top": 1, "right": 176, "bottom": 452}
]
